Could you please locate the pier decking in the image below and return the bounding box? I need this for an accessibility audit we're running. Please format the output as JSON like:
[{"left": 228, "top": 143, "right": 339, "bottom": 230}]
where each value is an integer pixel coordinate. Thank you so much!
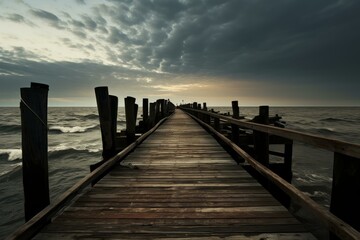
[{"left": 33, "top": 110, "right": 314, "bottom": 239}]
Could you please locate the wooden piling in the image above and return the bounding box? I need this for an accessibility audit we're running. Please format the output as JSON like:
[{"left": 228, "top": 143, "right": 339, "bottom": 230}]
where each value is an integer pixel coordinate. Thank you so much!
[
  {"left": 155, "top": 100, "right": 161, "bottom": 123},
  {"left": 203, "top": 102, "right": 207, "bottom": 111},
  {"left": 214, "top": 117, "right": 220, "bottom": 131},
  {"left": 231, "top": 101, "right": 240, "bottom": 144},
  {"left": 158, "top": 99, "right": 164, "bottom": 119},
  {"left": 143, "top": 98, "right": 149, "bottom": 130},
  {"left": 20, "top": 82, "right": 50, "bottom": 221},
  {"left": 125, "top": 96, "right": 136, "bottom": 143},
  {"left": 330, "top": 152, "right": 360, "bottom": 237},
  {"left": 203, "top": 102, "right": 210, "bottom": 124},
  {"left": 134, "top": 104, "right": 138, "bottom": 125},
  {"left": 253, "top": 106, "right": 269, "bottom": 166},
  {"left": 95, "top": 87, "right": 117, "bottom": 160},
  {"left": 284, "top": 141, "right": 293, "bottom": 180},
  {"left": 149, "top": 102, "right": 156, "bottom": 128}
]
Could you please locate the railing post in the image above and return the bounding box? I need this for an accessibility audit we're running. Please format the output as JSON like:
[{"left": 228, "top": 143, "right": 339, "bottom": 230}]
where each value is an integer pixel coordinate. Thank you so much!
[
  {"left": 20, "top": 82, "right": 50, "bottom": 221},
  {"left": 253, "top": 106, "right": 269, "bottom": 166},
  {"left": 330, "top": 153, "right": 360, "bottom": 238},
  {"left": 125, "top": 96, "right": 136, "bottom": 143},
  {"left": 231, "top": 101, "right": 240, "bottom": 144}
]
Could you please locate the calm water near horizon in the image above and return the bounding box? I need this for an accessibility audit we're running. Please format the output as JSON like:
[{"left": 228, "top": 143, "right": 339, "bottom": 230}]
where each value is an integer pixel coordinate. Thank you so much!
[{"left": 0, "top": 106, "right": 359, "bottom": 238}]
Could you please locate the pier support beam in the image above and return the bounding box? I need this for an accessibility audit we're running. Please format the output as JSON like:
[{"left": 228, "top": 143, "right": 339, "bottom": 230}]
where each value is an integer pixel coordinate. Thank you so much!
[{"left": 21, "top": 82, "right": 50, "bottom": 221}]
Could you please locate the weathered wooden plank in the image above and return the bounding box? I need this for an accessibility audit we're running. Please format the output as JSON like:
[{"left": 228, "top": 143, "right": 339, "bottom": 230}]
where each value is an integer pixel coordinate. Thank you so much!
[{"left": 34, "top": 232, "right": 316, "bottom": 240}]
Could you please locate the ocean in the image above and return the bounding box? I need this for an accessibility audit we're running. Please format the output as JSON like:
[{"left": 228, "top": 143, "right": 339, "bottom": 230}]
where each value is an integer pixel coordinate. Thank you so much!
[{"left": 0, "top": 106, "right": 359, "bottom": 238}]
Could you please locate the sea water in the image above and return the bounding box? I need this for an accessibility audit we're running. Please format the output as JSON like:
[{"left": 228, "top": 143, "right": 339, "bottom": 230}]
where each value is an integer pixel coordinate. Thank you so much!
[{"left": 0, "top": 107, "right": 359, "bottom": 238}]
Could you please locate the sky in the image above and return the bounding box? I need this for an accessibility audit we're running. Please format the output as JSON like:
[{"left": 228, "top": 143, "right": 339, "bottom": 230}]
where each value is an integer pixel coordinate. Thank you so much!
[{"left": 0, "top": 0, "right": 359, "bottom": 107}]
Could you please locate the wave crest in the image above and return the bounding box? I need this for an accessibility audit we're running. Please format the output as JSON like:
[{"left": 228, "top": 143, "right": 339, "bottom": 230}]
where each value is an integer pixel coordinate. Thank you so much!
[
  {"left": 49, "top": 125, "right": 98, "bottom": 133},
  {"left": 0, "top": 149, "right": 22, "bottom": 161}
]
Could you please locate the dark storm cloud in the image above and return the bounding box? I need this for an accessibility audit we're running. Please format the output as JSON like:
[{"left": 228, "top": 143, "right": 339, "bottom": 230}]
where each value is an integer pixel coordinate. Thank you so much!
[
  {"left": 81, "top": 15, "right": 97, "bottom": 31},
  {"left": 76, "top": 0, "right": 86, "bottom": 5},
  {"left": 1, "top": 0, "right": 359, "bottom": 105},
  {"left": 30, "top": 9, "right": 66, "bottom": 29},
  {"left": 0, "top": 47, "right": 166, "bottom": 102},
  {"left": 3, "top": 13, "right": 35, "bottom": 26},
  {"left": 6, "top": 13, "right": 26, "bottom": 23},
  {"left": 99, "top": 0, "right": 360, "bottom": 84}
]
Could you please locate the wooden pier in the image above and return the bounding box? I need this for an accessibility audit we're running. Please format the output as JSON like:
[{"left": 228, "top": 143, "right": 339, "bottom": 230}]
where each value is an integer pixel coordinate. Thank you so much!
[
  {"left": 9, "top": 84, "right": 360, "bottom": 239},
  {"left": 31, "top": 110, "right": 314, "bottom": 239}
]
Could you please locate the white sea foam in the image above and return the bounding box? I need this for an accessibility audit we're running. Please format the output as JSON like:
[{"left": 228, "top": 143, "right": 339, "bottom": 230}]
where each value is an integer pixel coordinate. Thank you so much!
[
  {"left": 49, "top": 125, "right": 97, "bottom": 133},
  {"left": 0, "top": 149, "right": 22, "bottom": 161},
  {"left": 49, "top": 144, "right": 101, "bottom": 153}
]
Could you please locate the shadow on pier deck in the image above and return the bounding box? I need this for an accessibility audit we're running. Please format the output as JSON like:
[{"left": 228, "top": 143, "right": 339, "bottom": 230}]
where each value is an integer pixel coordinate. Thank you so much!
[{"left": 33, "top": 110, "right": 314, "bottom": 239}]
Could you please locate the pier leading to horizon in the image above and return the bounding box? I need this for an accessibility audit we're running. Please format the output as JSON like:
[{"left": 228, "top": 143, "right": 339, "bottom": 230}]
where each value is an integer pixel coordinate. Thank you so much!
[{"left": 31, "top": 109, "right": 315, "bottom": 239}]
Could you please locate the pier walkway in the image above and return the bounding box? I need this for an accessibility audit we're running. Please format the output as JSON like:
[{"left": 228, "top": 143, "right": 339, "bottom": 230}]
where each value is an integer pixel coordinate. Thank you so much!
[{"left": 34, "top": 110, "right": 314, "bottom": 239}]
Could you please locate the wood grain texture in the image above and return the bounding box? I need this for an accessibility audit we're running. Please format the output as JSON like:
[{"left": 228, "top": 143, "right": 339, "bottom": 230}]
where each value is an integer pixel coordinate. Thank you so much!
[{"left": 34, "top": 110, "right": 315, "bottom": 239}]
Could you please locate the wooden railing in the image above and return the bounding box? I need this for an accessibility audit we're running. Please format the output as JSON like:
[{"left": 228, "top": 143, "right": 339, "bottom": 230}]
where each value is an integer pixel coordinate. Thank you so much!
[{"left": 180, "top": 104, "right": 360, "bottom": 240}]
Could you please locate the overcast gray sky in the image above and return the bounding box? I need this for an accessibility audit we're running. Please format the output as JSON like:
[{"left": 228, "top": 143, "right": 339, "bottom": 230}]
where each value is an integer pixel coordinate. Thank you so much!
[{"left": 1, "top": 0, "right": 359, "bottom": 106}]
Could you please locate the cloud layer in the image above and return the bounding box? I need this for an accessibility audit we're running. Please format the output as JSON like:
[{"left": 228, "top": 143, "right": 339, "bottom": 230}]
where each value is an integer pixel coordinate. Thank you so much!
[{"left": 0, "top": 0, "right": 359, "bottom": 106}]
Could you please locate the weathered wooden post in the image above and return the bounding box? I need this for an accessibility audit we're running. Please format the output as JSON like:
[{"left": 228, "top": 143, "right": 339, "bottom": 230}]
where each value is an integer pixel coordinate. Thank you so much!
[
  {"left": 125, "top": 96, "right": 136, "bottom": 143},
  {"left": 214, "top": 117, "right": 220, "bottom": 131},
  {"left": 231, "top": 101, "right": 240, "bottom": 144},
  {"left": 155, "top": 99, "right": 161, "bottom": 123},
  {"left": 203, "top": 102, "right": 211, "bottom": 124},
  {"left": 164, "top": 100, "right": 169, "bottom": 116},
  {"left": 109, "top": 95, "right": 118, "bottom": 148},
  {"left": 95, "top": 87, "right": 117, "bottom": 160},
  {"left": 284, "top": 140, "right": 293, "bottom": 181},
  {"left": 203, "top": 102, "right": 207, "bottom": 111},
  {"left": 20, "top": 82, "right": 50, "bottom": 221},
  {"left": 330, "top": 153, "right": 360, "bottom": 238},
  {"left": 193, "top": 102, "right": 197, "bottom": 109},
  {"left": 149, "top": 102, "right": 156, "bottom": 128},
  {"left": 253, "top": 106, "right": 269, "bottom": 166},
  {"left": 143, "top": 98, "right": 149, "bottom": 131},
  {"left": 160, "top": 99, "right": 165, "bottom": 119},
  {"left": 134, "top": 103, "right": 138, "bottom": 125}
]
